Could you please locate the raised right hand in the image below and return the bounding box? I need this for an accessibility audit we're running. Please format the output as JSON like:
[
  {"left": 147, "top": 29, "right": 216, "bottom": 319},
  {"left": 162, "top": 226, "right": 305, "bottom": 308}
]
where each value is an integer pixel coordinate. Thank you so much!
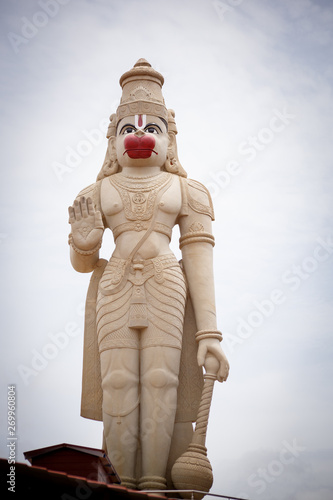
[{"left": 68, "top": 197, "right": 104, "bottom": 251}]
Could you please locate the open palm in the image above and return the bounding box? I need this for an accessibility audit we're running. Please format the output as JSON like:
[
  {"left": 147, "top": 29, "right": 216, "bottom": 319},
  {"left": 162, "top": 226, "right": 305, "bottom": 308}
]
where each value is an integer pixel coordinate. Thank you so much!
[{"left": 68, "top": 197, "right": 104, "bottom": 251}]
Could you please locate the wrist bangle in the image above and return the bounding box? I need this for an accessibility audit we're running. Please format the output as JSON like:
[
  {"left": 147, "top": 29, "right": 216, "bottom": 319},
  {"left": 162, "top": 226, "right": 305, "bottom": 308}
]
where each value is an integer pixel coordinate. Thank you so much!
[
  {"left": 195, "top": 329, "right": 223, "bottom": 342},
  {"left": 68, "top": 233, "right": 102, "bottom": 256}
]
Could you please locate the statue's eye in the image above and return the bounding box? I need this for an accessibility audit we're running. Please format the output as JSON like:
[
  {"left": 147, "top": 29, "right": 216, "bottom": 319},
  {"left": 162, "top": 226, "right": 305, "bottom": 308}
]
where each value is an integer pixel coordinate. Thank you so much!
[
  {"left": 145, "top": 126, "right": 158, "bottom": 134},
  {"left": 123, "top": 127, "right": 135, "bottom": 134}
]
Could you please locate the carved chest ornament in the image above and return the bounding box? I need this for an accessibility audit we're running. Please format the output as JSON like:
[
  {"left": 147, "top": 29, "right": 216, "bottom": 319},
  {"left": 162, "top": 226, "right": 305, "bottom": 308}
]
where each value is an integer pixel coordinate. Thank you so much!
[{"left": 110, "top": 172, "right": 171, "bottom": 222}]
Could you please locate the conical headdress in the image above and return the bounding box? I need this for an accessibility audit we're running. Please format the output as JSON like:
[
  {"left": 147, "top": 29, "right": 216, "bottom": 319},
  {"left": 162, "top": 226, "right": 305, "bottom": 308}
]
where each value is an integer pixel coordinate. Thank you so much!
[
  {"left": 98, "top": 59, "right": 187, "bottom": 180},
  {"left": 116, "top": 58, "right": 168, "bottom": 124}
]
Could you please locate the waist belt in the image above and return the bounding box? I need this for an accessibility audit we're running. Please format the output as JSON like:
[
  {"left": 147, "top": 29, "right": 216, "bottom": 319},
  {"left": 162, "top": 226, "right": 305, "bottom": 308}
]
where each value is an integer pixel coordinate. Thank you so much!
[
  {"left": 99, "top": 254, "right": 179, "bottom": 296},
  {"left": 129, "top": 254, "right": 178, "bottom": 285}
]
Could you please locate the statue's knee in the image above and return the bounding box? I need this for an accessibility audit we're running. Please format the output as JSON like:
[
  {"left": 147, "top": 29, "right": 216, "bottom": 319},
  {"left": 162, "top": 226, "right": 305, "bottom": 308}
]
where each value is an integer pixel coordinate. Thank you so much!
[
  {"left": 102, "top": 369, "right": 139, "bottom": 417},
  {"left": 142, "top": 368, "right": 178, "bottom": 390},
  {"left": 102, "top": 369, "right": 136, "bottom": 391}
]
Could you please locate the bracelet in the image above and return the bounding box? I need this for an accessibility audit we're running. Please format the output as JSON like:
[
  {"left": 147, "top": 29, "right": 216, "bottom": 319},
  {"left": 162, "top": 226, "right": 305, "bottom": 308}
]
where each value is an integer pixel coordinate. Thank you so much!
[
  {"left": 195, "top": 329, "right": 223, "bottom": 342},
  {"left": 68, "top": 233, "right": 102, "bottom": 256},
  {"left": 179, "top": 231, "right": 215, "bottom": 249}
]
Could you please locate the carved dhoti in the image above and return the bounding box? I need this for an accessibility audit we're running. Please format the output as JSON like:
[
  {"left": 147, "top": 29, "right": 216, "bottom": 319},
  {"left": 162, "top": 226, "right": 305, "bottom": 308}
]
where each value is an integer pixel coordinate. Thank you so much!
[
  {"left": 96, "top": 254, "right": 187, "bottom": 352},
  {"left": 81, "top": 256, "right": 203, "bottom": 425}
]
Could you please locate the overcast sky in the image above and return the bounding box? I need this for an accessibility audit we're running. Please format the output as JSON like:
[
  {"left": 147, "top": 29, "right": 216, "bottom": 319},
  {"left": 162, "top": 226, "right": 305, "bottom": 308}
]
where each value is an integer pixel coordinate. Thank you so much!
[{"left": 1, "top": 1, "right": 333, "bottom": 499}]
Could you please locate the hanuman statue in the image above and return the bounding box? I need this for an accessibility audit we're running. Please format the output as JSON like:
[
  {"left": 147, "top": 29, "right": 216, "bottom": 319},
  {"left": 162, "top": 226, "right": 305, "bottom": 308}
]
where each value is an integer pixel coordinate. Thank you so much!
[{"left": 68, "top": 59, "right": 229, "bottom": 492}]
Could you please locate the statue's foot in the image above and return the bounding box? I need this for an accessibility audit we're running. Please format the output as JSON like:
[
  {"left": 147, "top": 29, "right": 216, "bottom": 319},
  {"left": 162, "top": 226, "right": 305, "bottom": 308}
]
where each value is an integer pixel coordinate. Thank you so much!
[
  {"left": 138, "top": 475, "right": 167, "bottom": 490},
  {"left": 120, "top": 476, "right": 137, "bottom": 490}
]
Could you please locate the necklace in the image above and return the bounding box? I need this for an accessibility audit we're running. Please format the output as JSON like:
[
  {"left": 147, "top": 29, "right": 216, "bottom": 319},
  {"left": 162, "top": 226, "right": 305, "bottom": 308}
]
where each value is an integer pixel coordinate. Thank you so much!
[
  {"left": 114, "top": 172, "right": 169, "bottom": 192},
  {"left": 120, "top": 172, "right": 162, "bottom": 180}
]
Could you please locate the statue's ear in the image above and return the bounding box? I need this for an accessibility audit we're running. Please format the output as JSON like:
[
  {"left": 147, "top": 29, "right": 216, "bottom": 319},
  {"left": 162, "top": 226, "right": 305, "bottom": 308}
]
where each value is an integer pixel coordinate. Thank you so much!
[
  {"left": 167, "top": 130, "right": 176, "bottom": 151},
  {"left": 165, "top": 132, "right": 184, "bottom": 175},
  {"left": 164, "top": 110, "right": 187, "bottom": 177},
  {"left": 109, "top": 135, "right": 117, "bottom": 153},
  {"left": 96, "top": 135, "right": 119, "bottom": 180},
  {"left": 96, "top": 114, "right": 119, "bottom": 180},
  {"left": 164, "top": 116, "right": 187, "bottom": 177},
  {"left": 107, "top": 114, "right": 117, "bottom": 138}
]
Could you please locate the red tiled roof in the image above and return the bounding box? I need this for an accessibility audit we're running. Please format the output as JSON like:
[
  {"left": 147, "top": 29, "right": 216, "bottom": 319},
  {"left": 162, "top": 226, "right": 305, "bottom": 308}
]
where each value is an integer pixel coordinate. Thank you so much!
[
  {"left": 23, "top": 442, "right": 120, "bottom": 485},
  {"left": 0, "top": 458, "right": 169, "bottom": 499},
  {"left": 23, "top": 442, "right": 109, "bottom": 461}
]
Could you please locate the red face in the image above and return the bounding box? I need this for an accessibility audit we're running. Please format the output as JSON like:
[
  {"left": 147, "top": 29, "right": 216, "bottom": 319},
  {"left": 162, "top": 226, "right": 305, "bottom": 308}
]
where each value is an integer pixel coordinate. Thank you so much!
[
  {"left": 123, "top": 134, "right": 156, "bottom": 159},
  {"left": 115, "top": 114, "right": 168, "bottom": 169}
]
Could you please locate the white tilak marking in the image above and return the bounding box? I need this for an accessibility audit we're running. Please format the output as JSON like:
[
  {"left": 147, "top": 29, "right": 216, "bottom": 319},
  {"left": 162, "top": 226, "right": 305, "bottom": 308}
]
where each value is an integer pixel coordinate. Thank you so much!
[{"left": 134, "top": 114, "right": 146, "bottom": 129}]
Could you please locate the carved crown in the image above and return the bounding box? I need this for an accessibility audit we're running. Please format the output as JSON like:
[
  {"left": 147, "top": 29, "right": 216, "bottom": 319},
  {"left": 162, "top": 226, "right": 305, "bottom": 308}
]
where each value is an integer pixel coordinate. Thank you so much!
[{"left": 116, "top": 59, "right": 168, "bottom": 122}]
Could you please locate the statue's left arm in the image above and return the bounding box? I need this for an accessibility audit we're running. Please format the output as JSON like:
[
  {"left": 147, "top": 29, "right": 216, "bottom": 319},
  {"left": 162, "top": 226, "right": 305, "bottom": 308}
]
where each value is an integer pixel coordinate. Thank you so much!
[{"left": 178, "top": 179, "right": 229, "bottom": 382}]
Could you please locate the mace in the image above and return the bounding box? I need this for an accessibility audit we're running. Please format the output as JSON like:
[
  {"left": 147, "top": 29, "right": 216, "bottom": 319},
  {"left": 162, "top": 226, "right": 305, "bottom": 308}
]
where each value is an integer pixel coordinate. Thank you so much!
[{"left": 171, "top": 354, "right": 220, "bottom": 499}]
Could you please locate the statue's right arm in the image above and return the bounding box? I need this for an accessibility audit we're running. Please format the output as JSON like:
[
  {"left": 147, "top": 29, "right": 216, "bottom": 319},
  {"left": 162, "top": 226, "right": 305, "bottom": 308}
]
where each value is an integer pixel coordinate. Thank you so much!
[{"left": 68, "top": 183, "right": 105, "bottom": 273}]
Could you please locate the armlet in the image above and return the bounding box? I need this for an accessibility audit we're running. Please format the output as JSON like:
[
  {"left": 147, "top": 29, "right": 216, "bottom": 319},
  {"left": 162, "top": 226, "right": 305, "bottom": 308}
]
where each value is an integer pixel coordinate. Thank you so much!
[{"left": 179, "top": 231, "right": 215, "bottom": 249}]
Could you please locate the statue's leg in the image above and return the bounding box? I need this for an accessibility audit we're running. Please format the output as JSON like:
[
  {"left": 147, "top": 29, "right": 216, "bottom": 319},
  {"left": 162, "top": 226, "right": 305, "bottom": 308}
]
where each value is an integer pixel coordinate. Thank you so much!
[
  {"left": 100, "top": 347, "right": 140, "bottom": 489},
  {"left": 135, "top": 259, "right": 186, "bottom": 489},
  {"left": 138, "top": 344, "right": 182, "bottom": 490}
]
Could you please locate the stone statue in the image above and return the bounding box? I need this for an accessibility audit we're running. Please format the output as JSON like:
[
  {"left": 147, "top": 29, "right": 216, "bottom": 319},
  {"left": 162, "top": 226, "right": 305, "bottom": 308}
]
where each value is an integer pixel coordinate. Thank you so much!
[{"left": 68, "top": 59, "right": 229, "bottom": 494}]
